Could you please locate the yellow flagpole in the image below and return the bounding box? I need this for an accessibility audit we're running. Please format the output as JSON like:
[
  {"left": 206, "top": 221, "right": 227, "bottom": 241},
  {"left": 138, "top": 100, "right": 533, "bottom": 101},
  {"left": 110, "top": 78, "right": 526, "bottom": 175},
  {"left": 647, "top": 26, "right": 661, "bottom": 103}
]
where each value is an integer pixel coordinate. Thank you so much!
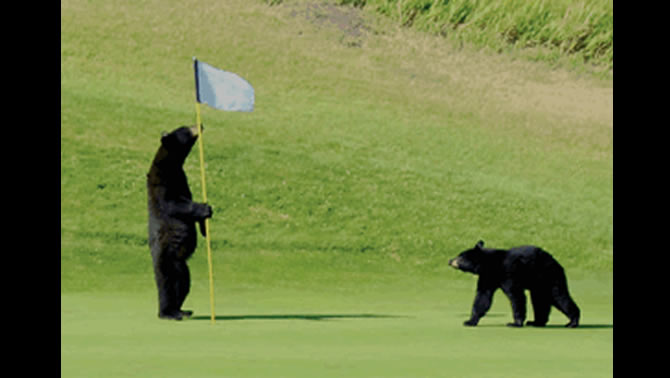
[{"left": 195, "top": 101, "right": 216, "bottom": 325}]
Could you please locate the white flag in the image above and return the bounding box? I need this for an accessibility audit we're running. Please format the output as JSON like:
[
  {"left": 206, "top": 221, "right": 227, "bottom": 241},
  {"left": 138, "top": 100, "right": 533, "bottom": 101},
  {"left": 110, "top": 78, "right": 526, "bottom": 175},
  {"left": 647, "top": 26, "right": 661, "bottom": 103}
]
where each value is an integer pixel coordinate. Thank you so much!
[{"left": 194, "top": 59, "right": 254, "bottom": 112}]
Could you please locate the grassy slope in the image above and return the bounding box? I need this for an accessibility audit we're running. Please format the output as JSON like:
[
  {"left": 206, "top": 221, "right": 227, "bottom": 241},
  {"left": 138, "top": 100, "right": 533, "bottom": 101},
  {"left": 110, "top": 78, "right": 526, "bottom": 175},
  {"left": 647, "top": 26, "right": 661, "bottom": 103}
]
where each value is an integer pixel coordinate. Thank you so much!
[
  {"left": 338, "top": 0, "right": 613, "bottom": 72},
  {"left": 62, "top": 0, "right": 612, "bottom": 376}
]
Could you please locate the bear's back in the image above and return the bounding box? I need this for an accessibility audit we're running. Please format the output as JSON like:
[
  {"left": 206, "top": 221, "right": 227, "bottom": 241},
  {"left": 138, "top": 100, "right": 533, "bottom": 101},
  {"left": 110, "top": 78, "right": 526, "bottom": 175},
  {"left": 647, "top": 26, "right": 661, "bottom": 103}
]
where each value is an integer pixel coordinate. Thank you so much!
[{"left": 502, "top": 246, "right": 562, "bottom": 284}]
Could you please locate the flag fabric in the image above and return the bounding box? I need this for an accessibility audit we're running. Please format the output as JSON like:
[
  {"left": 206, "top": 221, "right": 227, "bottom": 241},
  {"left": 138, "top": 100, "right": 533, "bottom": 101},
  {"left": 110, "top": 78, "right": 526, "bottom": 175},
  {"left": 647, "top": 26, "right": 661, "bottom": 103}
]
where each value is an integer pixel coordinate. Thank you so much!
[{"left": 194, "top": 59, "right": 255, "bottom": 112}]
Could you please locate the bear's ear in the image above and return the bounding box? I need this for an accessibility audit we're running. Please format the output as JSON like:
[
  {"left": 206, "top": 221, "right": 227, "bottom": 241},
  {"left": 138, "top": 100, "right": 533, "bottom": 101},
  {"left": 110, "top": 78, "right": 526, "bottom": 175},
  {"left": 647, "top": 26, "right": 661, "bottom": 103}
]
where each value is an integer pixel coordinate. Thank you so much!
[
  {"left": 476, "top": 240, "right": 485, "bottom": 249},
  {"left": 161, "top": 131, "right": 169, "bottom": 144}
]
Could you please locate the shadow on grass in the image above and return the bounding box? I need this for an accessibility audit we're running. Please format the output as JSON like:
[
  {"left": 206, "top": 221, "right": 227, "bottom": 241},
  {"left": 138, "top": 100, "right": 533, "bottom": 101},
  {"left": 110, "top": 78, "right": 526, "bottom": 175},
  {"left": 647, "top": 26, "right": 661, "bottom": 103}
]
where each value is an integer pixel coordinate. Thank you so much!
[
  {"left": 543, "top": 324, "right": 613, "bottom": 329},
  {"left": 458, "top": 313, "right": 506, "bottom": 318},
  {"left": 190, "top": 314, "right": 407, "bottom": 321}
]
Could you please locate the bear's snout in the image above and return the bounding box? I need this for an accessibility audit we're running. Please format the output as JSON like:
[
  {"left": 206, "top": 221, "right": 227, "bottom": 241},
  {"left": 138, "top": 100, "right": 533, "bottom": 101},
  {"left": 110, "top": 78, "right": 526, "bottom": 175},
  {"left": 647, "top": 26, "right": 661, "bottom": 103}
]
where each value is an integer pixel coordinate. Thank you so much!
[
  {"left": 189, "top": 125, "right": 201, "bottom": 137},
  {"left": 449, "top": 258, "right": 459, "bottom": 268}
]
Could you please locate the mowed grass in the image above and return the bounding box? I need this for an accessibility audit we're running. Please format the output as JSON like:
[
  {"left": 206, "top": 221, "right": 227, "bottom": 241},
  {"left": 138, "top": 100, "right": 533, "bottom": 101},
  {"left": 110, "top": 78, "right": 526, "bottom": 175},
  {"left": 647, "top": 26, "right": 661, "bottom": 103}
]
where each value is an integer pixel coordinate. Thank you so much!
[
  {"left": 61, "top": 0, "right": 612, "bottom": 376},
  {"left": 62, "top": 274, "right": 612, "bottom": 378}
]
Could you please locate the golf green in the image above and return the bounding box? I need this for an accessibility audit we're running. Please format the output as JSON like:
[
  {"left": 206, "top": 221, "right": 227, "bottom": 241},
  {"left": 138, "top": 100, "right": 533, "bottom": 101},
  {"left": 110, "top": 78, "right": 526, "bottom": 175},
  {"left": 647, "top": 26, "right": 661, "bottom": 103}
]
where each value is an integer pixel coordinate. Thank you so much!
[{"left": 61, "top": 269, "right": 612, "bottom": 377}]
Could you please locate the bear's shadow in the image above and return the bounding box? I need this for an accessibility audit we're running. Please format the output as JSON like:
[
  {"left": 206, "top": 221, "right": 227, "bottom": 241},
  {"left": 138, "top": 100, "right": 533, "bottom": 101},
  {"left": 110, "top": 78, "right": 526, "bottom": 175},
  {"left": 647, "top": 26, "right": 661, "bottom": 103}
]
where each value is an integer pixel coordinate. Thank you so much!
[
  {"left": 189, "top": 314, "right": 612, "bottom": 328},
  {"left": 541, "top": 324, "right": 612, "bottom": 329},
  {"left": 190, "top": 314, "right": 406, "bottom": 321}
]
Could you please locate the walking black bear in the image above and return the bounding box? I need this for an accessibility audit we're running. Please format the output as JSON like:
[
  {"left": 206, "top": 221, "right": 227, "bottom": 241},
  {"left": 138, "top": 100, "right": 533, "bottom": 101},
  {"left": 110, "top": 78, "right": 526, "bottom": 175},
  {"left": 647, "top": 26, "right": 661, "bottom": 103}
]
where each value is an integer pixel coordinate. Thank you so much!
[
  {"left": 449, "top": 241, "right": 580, "bottom": 328},
  {"left": 147, "top": 125, "right": 212, "bottom": 320}
]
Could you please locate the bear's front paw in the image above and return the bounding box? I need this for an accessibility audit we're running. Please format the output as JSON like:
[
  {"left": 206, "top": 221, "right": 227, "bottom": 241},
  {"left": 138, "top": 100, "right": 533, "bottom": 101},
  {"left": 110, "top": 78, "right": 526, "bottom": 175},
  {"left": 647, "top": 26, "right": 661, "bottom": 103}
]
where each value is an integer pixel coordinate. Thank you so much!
[
  {"left": 506, "top": 322, "right": 523, "bottom": 328},
  {"left": 463, "top": 319, "right": 478, "bottom": 327},
  {"left": 198, "top": 204, "right": 213, "bottom": 219},
  {"left": 526, "top": 321, "right": 546, "bottom": 327}
]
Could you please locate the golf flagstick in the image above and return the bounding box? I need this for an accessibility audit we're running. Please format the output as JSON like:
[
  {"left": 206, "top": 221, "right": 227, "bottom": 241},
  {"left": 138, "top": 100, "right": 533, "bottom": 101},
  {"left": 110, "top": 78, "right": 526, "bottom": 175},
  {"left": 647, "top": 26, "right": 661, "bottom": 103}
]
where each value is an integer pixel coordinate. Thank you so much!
[
  {"left": 193, "top": 57, "right": 255, "bottom": 325},
  {"left": 194, "top": 101, "right": 216, "bottom": 325}
]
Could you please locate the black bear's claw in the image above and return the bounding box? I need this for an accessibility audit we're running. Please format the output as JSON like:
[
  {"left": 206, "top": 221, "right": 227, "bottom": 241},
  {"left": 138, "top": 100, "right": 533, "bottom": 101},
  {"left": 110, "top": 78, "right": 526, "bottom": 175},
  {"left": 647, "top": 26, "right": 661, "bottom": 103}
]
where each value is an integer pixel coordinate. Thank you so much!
[
  {"left": 159, "top": 311, "right": 184, "bottom": 321},
  {"left": 180, "top": 310, "right": 194, "bottom": 318}
]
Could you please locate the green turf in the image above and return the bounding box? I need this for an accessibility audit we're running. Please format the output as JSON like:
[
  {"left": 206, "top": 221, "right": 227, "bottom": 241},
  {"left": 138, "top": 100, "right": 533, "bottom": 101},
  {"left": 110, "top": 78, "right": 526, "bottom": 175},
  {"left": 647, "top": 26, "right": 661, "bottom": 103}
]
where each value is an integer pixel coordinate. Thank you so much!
[
  {"left": 62, "top": 275, "right": 612, "bottom": 378},
  {"left": 61, "top": 0, "right": 612, "bottom": 376}
]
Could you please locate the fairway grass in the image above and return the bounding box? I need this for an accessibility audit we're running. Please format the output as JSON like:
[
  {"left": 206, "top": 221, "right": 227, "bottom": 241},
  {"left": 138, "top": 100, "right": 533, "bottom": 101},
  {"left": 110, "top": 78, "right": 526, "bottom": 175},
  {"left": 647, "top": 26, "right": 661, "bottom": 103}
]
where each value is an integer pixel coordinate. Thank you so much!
[
  {"left": 62, "top": 0, "right": 612, "bottom": 376},
  {"left": 62, "top": 274, "right": 612, "bottom": 378}
]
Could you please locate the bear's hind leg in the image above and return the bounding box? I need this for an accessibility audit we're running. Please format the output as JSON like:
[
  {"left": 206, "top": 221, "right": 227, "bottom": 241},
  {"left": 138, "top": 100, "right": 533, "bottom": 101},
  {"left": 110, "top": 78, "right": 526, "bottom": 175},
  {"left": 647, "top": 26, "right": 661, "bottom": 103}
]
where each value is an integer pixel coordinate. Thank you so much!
[
  {"left": 154, "top": 257, "right": 183, "bottom": 320},
  {"left": 175, "top": 260, "right": 192, "bottom": 318},
  {"left": 157, "top": 277, "right": 183, "bottom": 320},
  {"left": 551, "top": 278, "right": 580, "bottom": 328}
]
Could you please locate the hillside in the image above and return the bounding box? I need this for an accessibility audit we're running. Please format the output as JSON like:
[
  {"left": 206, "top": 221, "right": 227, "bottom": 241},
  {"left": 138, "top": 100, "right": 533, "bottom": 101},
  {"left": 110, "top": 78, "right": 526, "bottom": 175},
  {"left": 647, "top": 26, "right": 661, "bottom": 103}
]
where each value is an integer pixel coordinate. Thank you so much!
[
  {"left": 62, "top": 0, "right": 611, "bottom": 290},
  {"left": 335, "top": 0, "right": 613, "bottom": 72}
]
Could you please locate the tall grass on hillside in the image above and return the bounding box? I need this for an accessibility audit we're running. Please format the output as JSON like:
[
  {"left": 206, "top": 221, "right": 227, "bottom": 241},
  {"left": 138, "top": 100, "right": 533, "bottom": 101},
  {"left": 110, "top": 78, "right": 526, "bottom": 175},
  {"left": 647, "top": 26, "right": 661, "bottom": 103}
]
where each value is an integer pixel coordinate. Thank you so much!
[{"left": 337, "top": 0, "right": 612, "bottom": 70}]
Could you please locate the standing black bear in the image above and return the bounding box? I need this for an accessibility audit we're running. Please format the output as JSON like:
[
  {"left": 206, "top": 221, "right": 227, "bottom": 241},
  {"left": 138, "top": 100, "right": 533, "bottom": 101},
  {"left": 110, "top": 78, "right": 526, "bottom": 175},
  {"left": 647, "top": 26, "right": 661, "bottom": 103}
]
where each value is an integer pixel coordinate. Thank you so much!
[
  {"left": 449, "top": 241, "right": 580, "bottom": 328},
  {"left": 147, "top": 125, "right": 212, "bottom": 320}
]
